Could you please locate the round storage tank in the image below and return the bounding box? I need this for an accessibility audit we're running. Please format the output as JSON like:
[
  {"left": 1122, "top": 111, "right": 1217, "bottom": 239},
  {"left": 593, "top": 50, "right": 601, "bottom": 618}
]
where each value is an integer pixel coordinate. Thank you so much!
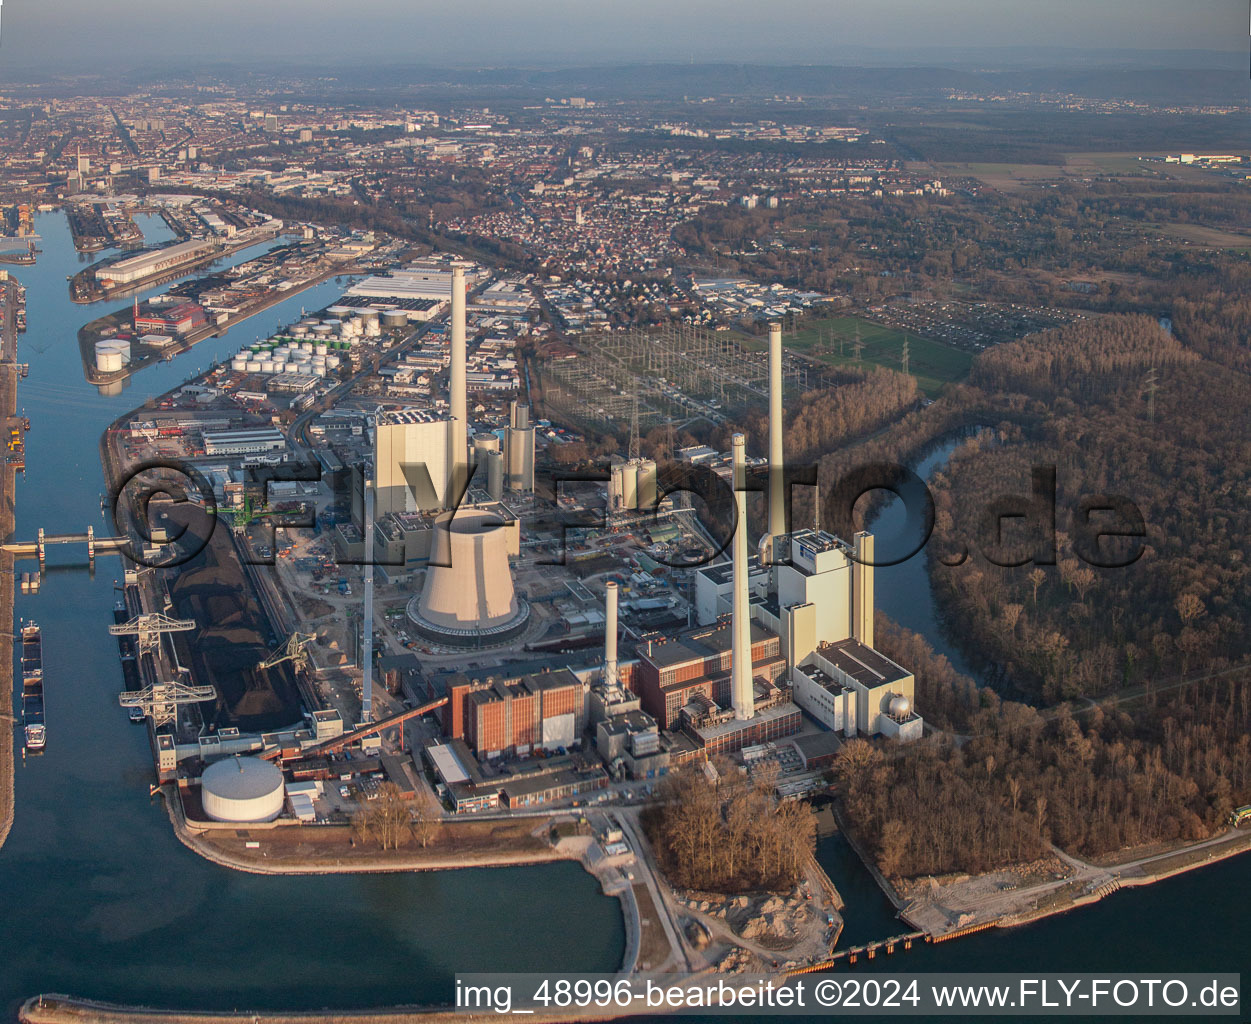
[
  {"left": 200, "top": 756, "right": 285, "bottom": 823},
  {"left": 314, "top": 343, "right": 328, "bottom": 356},
  {"left": 358, "top": 308, "right": 379, "bottom": 325},
  {"left": 260, "top": 360, "right": 276, "bottom": 374},
  {"left": 231, "top": 356, "right": 248, "bottom": 372},
  {"left": 636, "top": 458, "right": 658, "bottom": 509},
  {"left": 325, "top": 355, "right": 341, "bottom": 369},
  {"left": 381, "top": 309, "right": 408, "bottom": 329},
  {"left": 96, "top": 349, "right": 125, "bottom": 373},
  {"left": 245, "top": 361, "right": 262, "bottom": 373},
  {"left": 620, "top": 462, "right": 638, "bottom": 510},
  {"left": 312, "top": 325, "right": 332, "bottom": 338}
]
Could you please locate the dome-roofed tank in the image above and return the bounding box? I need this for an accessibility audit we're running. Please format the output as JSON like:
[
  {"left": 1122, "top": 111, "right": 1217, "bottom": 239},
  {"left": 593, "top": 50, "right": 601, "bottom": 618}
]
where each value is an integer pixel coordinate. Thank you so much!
[
  {"left": 200, "top": 756, "right": 285, "bottom": 823},
  {"left": 889, "top": 695, "right": 912, "bottom": 719}
]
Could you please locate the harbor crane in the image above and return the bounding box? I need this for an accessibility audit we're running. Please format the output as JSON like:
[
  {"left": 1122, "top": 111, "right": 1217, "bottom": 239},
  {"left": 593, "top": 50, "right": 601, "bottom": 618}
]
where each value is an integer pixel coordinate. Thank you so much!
[
  {"left": 108, "top": 612, "right": 196, "bottom": 657},
  {"left": 257, "top": 631, "right": 317, "bottom": 673},
  {"left": 118, "top": 679, "right": 217, "bottom": 730}
]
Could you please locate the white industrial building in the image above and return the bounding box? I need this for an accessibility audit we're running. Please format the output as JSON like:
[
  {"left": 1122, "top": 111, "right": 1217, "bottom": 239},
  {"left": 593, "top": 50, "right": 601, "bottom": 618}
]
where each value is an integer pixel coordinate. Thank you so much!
[
  {"left": 95, "top": 238, "right": 219, "bottom": 285},
  {"left": 202, "top": 428, "right": 287, "bottom": 456}
]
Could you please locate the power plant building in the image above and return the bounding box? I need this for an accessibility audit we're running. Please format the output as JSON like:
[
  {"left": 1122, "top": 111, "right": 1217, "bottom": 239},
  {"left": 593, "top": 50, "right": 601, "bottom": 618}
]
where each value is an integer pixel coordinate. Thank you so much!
[
  {"left": 443, "top": 668, "right": 586, "bottom": 759},
  {"left": 373, "top": 409, "right": 451, "bottom": 515}
]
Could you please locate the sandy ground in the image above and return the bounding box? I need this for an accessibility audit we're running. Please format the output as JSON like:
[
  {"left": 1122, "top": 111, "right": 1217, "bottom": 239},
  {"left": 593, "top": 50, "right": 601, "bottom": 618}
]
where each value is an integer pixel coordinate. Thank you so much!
[{"left": 895, "top": 829, "right": 1251, "bottom": 936}]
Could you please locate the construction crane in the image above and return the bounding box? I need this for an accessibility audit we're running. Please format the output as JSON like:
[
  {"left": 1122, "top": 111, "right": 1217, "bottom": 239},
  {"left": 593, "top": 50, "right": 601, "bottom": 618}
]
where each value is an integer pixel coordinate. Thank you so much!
[
  {"left": 257, "top": 631, "right": 317, "bottom": 673},
  {"left": 119, "top": 679, "right": 216, "bottom": 730},
  {"left": 108, "top": 612, "right": 195, "bottom": 658}
]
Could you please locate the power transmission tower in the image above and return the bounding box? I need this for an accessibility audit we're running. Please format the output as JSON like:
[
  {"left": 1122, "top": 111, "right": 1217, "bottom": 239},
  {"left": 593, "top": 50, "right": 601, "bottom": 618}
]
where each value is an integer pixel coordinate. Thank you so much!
[
  {"left": 1144, "top": 367, "right": 1159, "bottom": 423},
  {"left": 901, "top": 337, "right": 910, "bottom": 376},
  {"left": 628, "top": 393, "right": 641, "bottom": 460},
  {"left": 852, "top": 325, "right": 864, "bottom": 363}
]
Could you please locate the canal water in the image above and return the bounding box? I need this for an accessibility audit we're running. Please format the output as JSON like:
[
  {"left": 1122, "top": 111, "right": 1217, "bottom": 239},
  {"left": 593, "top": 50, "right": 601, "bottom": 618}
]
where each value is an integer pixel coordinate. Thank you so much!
[{"left": 1, "top": 212, "right": 624, "bottom": 1020}]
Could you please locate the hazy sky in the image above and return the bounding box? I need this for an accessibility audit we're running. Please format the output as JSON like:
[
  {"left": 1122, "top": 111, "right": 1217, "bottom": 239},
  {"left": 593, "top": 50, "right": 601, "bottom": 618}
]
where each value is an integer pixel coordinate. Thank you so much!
[{"left": 0, "top": 0, "right": 1242, "bottom": 70}]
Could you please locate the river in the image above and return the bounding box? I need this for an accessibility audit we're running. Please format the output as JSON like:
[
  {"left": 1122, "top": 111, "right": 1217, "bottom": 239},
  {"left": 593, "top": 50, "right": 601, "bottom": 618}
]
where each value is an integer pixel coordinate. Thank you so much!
[{"left": 1, "top": 211, "right": 624, "bottom": 1021}]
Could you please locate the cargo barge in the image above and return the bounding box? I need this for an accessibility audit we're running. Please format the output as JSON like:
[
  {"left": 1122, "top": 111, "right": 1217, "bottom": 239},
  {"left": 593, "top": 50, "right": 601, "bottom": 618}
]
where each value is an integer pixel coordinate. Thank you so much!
[{"left": 21, "top": 621, "right": 45, "bottom": 751}]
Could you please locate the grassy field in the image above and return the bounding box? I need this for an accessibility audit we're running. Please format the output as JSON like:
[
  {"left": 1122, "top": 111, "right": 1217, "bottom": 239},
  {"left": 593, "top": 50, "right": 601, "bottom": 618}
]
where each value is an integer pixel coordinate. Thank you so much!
[
  {"left": 1157, "top": 223, "right": 1251, "bottom": 249},
  {"left": 786, "top": 315, "right": 974, "bottom": 396}
]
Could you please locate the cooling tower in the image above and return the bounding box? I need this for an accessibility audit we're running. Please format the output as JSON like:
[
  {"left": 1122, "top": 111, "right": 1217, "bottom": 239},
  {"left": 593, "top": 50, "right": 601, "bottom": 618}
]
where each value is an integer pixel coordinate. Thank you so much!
[{"left": 409, "top": 508, "right": 529, "bottom": 647}]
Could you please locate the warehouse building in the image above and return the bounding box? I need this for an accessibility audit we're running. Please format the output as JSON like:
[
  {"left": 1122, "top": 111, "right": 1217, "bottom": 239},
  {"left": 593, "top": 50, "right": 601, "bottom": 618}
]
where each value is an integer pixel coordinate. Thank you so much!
[
  {"left": 202, "top": 428, "right": 287, "bottom": 456},
  {"left": 96, "top": 239, "right": 218, "bottom": 285}
]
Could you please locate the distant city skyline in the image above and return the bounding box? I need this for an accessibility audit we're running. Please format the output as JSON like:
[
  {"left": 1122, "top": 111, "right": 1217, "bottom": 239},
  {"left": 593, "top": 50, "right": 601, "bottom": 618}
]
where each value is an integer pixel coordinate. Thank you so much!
[{"left": 0, "top": 0, "right": 1240, "bottom": 71}]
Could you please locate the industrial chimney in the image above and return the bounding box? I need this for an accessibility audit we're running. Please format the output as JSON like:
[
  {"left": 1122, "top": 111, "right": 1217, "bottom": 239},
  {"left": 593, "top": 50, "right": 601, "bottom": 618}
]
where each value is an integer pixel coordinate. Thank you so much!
[
  {"left": 853, "top": 530, "right": 875, "bottom": 649},
  {"left": 767, "top": 321, "right": 785, "bottom": 557},
  {"left": 604, "top": 581, "right": 618, "bottom": 687},
  {"left": 731, "top": 433, "right": 755, "bottom": 720},
  {"left": 448, "top": 265, "right": 468, "bottom": 493}
]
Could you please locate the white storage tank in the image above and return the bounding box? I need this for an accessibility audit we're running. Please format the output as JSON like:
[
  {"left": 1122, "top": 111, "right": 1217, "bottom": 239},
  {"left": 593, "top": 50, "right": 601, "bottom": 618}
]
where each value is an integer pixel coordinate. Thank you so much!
[
  {"left": 620, "top": 461, "right": 638, "bottom": 510},
  {"left": 260, "top": 360, "right": 275, "bottom": 374},
  {"left": 314, "top": 343, "right": 328, "bottom": 356},
  {"left": 94, "top": 338, "right": 130, "bottom": 374},
  {"left": 325, "top": 355, "right": 341, "bottom": 369},
  {"left": 636, "top": 458, "right": 658, "bottom": 509},
  {"left": 231, "top": 356, "right": 248, "bottom": 372},
  {"left": 200, "top": 756, "right": 285, "bottom": 823},
  {"left": 245, "top": 360, "right": 262, "bottom": 373}
]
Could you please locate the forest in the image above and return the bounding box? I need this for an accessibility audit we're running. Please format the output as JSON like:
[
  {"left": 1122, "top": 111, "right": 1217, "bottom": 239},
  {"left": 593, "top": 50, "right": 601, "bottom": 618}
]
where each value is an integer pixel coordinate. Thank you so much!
[
  {"left": 843, "top": 617, "right": 1251, "bottom": 879},
  {"left": 929, "top": 313, "right": 1250, "bottom": 701},
  {"left": 642, "top": 767, "right": 817, "bottom": 894}
]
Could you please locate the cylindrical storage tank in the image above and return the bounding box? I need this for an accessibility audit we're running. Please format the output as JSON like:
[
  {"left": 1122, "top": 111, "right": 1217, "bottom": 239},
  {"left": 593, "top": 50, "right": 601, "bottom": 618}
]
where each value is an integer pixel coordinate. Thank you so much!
[
  {"left": 273, "top": 346, "right": 290, "bottom": 359},
  {"left": 311, "top": 325, "right": 332, "bottom": 338},
  {"left": 245, "top": 360, "right": 262, "bottom": 373},
  {"left": 200, "top": 756, "right": 285, "bottom": 823},
  {"left": 292, "top": 326, "right": 308, "bottom": 338},
  {"left": 260, "top": 360, "right": 275, "bottom": 373},
  {"left": 620, "top": 462, "right": 638, "bottom": 510},
  {"left": 301, "top": 341, "right": 315, "bottom": 352},
  {"left": 325, "top": 355, "right": 341, "bottom": 369},
  {"left": 96, "top": 348, "right": 125, "bottom": 373},
  {"left": 485, "top": 449, "right": 504, "bottom": 501},
  {"left": 231, "top": 356, "right": 248, "bottom": 372},
  {"left": 314, "top": 343, "right": 328, "bottom": 356},
  {"left": 381, "top": 309, "right": 408, "bottom": 329},
  {"left": 326, "top": 306, "right": 352, "bottom": 318},
  {"left": 358, "top": 308, "right": 379, "bottom": 326},
  {"left": 473, "top": 433, "right": 501, "bottom": 455},
  {"left": 636, "top": 458, "right": 657, "bottom": 509}
]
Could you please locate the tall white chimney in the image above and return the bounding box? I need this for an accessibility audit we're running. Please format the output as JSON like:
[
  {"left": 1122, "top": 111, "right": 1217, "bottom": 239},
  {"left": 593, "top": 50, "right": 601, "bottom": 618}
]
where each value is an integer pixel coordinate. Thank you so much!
[
  {"left": 731, "top": 433, "right": 755, "bottom": 720},
  {"left": 448, "top": 265, "right": 468, "bottom": 496},
  {"left": 604, "top": 581, "right": 619, "bottom": 687},
  {"left": 767, "top": 321, "right": 785, "bottom": 556}
]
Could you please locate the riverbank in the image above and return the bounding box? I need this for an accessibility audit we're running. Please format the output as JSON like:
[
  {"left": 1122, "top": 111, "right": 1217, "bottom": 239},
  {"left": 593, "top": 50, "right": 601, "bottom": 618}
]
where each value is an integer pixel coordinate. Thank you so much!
[
  {"left": 891, "top": 822, "right": 1251, "bottom": 938},
  {"left": 76, "top": 262, "right": 349, "bottom": 387},
  {"left": 0, "top": 274, "right": 23, "bottom": 853},
  {"left": 68, "top": 227, "right": 283, "bottom": 304}
]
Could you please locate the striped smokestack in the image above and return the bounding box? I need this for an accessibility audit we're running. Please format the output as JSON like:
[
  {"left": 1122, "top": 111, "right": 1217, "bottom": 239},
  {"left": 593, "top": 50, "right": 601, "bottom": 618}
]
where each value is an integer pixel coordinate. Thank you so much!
[
  {"left": 448, "top": 265, "right": 468, "bottom": 494},
  {"left": 768, "top": 321, "right": 785, "bottom": 554},
  {"left": 604, "top": 581, "right": 619, "bottom": 687},
  {"left": 731, "top": 433, "right": 754, "bottom": 720}
]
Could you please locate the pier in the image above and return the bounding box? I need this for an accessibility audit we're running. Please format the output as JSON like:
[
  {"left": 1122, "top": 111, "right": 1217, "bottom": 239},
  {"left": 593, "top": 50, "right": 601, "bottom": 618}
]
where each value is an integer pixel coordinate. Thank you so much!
[{"left": 2, "top": 526, "right": 131, "bottom": 566}]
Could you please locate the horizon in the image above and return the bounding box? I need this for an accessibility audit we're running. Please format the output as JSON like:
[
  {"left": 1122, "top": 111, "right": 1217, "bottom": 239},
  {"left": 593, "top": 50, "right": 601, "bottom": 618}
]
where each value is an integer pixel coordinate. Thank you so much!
[{"left": 0, "top": 0, "right": 1242, "bottom": 74}]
